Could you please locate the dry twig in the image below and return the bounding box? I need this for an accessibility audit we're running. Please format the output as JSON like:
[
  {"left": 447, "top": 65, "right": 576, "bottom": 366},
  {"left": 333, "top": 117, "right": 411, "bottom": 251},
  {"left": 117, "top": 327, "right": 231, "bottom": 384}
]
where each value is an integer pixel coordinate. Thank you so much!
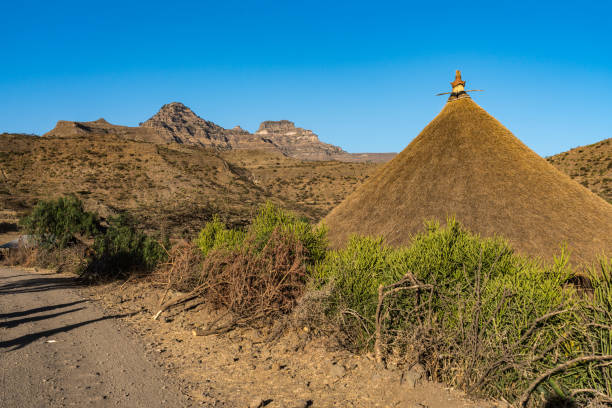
[
  {"left": 374, "top": 272, "right": 432, "bottom": 366},
  {"left": 517, "top": 355, "right": 612, "bottom": 407}
]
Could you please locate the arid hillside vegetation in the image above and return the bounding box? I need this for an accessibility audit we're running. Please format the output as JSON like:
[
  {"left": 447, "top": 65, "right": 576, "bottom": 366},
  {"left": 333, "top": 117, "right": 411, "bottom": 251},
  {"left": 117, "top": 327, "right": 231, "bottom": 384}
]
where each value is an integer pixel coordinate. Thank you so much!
[
  {"left": 548, "top": 138, "right": 612, "bottom": 204},
  {"left": 0, "top": 133, "right": 378, "bottom": 237}
]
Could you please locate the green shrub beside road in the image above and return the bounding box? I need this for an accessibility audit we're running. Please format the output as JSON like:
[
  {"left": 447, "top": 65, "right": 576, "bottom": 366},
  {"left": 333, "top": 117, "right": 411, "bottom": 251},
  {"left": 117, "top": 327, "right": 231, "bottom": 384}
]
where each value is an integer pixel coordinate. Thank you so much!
[{"left": 20, "top": 195, "right": 100, "bottom": 248}]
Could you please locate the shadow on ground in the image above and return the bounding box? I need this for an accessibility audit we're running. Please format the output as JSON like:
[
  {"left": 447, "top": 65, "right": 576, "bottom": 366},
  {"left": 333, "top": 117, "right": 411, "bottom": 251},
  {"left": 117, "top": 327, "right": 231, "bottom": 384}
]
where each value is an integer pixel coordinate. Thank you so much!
[
  {"left": 0, "top": 270, "right": 137, "bottom": 352},
  {"left": 0, "top": 314, "right": 131, "bottom": 351},
  {"left": 0, "top": 307, "right": 86, "bottom": 328},
  {"left": 0, "top": 300, "right": 88, "bottom": 319},
  {"left": 0, "top": 275, "right": 83, "bottom": 295}
]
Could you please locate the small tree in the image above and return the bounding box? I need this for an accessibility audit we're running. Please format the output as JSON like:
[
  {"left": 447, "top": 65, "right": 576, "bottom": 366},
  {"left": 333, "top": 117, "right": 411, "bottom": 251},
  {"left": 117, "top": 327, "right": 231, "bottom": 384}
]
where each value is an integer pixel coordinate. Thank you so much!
[
  {"left": 20, "top": 195, "right": 100, "bottom": 248},
  {"left": 87, "top": 214, "right": 167, "bottom": 279}
]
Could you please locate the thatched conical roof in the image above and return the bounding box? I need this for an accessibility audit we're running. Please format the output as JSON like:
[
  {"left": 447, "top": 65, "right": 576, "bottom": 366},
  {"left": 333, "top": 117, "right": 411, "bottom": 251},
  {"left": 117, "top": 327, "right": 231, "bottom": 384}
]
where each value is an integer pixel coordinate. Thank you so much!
[{"left": 323, "top": 88, "right": 612, "bottom": 264}]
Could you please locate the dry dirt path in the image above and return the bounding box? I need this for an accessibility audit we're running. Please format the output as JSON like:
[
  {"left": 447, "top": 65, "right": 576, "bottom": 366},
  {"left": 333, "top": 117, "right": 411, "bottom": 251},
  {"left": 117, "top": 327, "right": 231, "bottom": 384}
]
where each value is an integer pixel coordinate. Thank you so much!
[{"left": 0, "top": 267, "right": 199, "bottom": 408}]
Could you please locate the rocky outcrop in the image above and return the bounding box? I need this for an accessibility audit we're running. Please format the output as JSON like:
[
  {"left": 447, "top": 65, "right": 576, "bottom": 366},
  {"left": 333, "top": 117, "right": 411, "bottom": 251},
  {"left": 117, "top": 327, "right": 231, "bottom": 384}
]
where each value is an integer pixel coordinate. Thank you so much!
[
  {"left": 255, "top": 120, "right": 346, "bottom": 161},
  {"left": 44, "top": 118, "right": 166, "bottom": 143},
  {"left": 140, "top": 102, "right": 279, "bottom": 152}
]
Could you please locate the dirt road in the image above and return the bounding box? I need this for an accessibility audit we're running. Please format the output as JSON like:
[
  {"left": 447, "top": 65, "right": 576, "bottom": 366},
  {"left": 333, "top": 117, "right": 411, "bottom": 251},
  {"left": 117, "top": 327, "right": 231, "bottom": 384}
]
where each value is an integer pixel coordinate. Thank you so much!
[{"left": 0, "top": 267, "right": 198, "bottom": 407}]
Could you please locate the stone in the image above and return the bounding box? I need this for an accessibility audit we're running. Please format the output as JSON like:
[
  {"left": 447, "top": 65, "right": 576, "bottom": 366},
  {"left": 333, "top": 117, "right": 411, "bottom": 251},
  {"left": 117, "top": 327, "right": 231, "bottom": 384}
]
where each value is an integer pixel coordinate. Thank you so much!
[
  {"left": 328, "top": 363, "right": 346, "bottom": 379},
  {"left": 291, "top": 399, "right": 312, "bottom": 408},
  {"left": 255, "top": 120, "right": 346, "bottom": 161},
  {"left": 248, "top": 397, "right": 265, "bottom": 408}
]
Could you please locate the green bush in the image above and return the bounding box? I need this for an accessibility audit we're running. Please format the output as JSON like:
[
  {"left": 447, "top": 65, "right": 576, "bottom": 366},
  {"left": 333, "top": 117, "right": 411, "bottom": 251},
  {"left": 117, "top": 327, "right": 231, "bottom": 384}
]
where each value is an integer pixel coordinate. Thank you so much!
[
  {"left": 86, "top": 214, "right": 167, "bottom": 279},
  {"left": 196, "top": 215, "right": 245, "bottom": 257},
  {"left": 312, "top": 219, "right": 583, "bottom": 404},
  {"left": 20, "top": 195, "right": 100, "bottom": 248},
  {"left": 395, "top": 218, "right": 516, "bottom": 291},
  {"left": 197, "top": 202, "right": 327, "bottom": 265},
  {"left": 249, "top": 202, "right": 327, "bottom": 263},
  {"left": 312, "top": 235, "right": 397, "bottom": 348},
  {"left": 569, "top": 257, "right": 612, "bottom": 403},
  {"left": 313, "top": 219, "right": 518, "bottom": 348}
]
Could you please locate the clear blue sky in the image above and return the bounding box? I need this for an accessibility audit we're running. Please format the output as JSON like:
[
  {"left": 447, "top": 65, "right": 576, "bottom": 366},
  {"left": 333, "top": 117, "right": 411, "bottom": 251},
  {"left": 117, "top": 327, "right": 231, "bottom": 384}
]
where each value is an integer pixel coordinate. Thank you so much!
[{"left": 1, "top": 0, "right": 610, "bottom": 156}]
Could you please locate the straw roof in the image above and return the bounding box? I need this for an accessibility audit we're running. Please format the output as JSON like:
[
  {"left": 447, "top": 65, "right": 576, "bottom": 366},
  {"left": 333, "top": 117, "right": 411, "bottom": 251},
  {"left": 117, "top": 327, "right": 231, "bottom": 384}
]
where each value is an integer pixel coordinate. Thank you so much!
[{"left": 323, "top": 95, "right": 612, "bottom": 265}]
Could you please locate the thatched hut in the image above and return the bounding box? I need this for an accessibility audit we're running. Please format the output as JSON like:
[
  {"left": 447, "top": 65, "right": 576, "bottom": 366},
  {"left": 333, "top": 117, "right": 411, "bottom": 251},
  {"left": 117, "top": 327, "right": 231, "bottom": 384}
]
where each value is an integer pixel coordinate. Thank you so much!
[{"left": 323, "top": 72, "right": 612, "bottom": 264}]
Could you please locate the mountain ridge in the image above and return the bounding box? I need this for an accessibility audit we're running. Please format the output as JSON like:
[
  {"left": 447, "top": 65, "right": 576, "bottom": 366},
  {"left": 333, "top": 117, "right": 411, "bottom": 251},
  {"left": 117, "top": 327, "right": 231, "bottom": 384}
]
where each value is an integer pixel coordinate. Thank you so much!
[{"left": 44, "top": 102, "right": 395, "bottom": 163}]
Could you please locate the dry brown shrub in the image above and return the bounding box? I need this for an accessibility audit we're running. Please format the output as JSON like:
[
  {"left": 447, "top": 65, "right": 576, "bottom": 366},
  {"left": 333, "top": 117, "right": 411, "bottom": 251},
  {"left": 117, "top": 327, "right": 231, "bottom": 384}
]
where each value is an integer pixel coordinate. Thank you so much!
[
  {"left": 153, "top": 228, "right": 309, "bottom": 333},
  {"left": 202, "top": 228, "right": 307, "bottom": 323},
  {"left": 1, "top": 245, "right": 38, "bottom": 266},
  {"left": 152, "top": 240, "right": 203, "bottom": 292},
  {"left": 1, "top": 243, "right": 89, "bottom": 274}
]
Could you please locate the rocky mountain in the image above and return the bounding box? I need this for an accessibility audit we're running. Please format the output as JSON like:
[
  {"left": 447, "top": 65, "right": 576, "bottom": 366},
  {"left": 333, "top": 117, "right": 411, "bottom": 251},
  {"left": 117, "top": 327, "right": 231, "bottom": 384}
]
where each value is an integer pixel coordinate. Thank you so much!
[
  {"left": 139, "top": 102, "right": 229, "bottom": 147},
  {"left": 140, "top": 102, "right": 279, "bottom": 152},
  {"left": 44, "top": 102, "right": 395, "bottom": 162}
]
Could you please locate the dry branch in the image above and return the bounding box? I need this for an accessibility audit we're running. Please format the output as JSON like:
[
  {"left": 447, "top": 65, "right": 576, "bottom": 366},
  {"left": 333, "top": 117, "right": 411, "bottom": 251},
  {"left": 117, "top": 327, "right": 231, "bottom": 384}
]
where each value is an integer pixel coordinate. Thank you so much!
[
  {"left": 569, "top": 388, "right": 612, "bottom": 403},
  {"left": 374, "top": 272, "right": 432, "bottom": 366},
  {"left": 517, "top": 355, "right": 612, "bottom": 407}
]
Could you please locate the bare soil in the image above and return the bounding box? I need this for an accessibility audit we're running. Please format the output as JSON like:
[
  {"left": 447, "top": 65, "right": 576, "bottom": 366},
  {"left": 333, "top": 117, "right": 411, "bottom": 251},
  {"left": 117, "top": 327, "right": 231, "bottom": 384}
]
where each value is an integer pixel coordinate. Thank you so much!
[{"left": 81, "top": 277, "right": 503, "bottom": 408}]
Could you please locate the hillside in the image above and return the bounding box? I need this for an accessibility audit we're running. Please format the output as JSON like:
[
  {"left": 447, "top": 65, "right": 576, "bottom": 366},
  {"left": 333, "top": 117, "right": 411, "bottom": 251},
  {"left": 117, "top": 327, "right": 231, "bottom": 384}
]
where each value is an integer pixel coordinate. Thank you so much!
[
  {"left": 44, "top": 102, "right": 395, "bottom": 163},
  {"left": 0, "top": 133, "right": 378, "bottom": 236},
  {"left": 547, "top": 138, "right": 612, "bottom": 204}
]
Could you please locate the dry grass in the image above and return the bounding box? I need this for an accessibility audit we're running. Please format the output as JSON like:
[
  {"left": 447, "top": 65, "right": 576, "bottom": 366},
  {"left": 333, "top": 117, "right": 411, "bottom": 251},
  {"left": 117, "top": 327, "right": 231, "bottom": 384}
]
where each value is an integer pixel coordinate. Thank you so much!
[
  {"left": 548, "top": 138, "right": 612, "bottom": 204},
  {"left": 324, "top": 98, "right": 612, "bottom": 265},
  {"left": 1, "top": 244, "right": 89, "bottom": 274}
]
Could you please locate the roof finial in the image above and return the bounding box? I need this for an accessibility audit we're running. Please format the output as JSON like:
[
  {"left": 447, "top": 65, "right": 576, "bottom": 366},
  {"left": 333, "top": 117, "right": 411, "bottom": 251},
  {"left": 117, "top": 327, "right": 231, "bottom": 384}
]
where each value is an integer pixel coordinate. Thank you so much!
[
  {"left": 436, "top": 70, "right": 484, "bottom": 101},
  {"left": 451, "top": 70, "right": 465, "bottom": 89}
]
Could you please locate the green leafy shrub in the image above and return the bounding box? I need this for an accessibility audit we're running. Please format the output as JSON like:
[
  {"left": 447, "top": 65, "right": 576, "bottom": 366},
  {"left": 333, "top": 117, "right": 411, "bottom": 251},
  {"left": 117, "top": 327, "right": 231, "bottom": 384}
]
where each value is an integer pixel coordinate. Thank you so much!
[
  {"left": 196, "top": 215, "right": 245, "bottom": 257},
  {"left": 312, "top": 235, "right": 398, "bottom": 348},
  {"left": 313, "top": 219, "right": 518, "bottom": 348},
  {"left": 248, "top": 202, "right": 328, "bottom": 263},
  {"left": 569, "top": 257, "right": 612, "bottom": 404},
  {"left": 396, "top": 218, "right": 516, "bottom": 291},
  {"left": 312, "top": 219, "right": 581, "bottom": 404},
  {"left": 425, "top": 255, "right": 575, "bottom": 401},
  {"left": 85, "top": 214, "right": 167, "bottom": 279},
  {"left": 20, "top": 195, "right": 100, "bottom": 248},
  {"left": 197, "top": 202, "right": 327, "bottom": 265}
]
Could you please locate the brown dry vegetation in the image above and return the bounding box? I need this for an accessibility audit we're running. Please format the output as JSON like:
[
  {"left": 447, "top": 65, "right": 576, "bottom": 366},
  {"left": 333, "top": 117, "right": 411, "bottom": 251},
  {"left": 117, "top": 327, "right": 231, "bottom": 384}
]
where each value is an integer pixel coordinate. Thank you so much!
[
  {"left": 0, "top": 133, "right": 377, "bottom": 237},
  {"left": 323, "top": 98, "right": 612, "bottom": 265},
  {"left": 548, "top": 138, "right": 612, "bottom": 204}
]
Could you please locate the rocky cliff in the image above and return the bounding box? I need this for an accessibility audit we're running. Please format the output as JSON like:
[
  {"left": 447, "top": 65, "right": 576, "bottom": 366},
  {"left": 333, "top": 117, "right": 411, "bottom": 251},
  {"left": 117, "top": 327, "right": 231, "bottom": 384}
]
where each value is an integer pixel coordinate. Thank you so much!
[{"left": 255, "top": 120, "right": 346, "bottom": 161}]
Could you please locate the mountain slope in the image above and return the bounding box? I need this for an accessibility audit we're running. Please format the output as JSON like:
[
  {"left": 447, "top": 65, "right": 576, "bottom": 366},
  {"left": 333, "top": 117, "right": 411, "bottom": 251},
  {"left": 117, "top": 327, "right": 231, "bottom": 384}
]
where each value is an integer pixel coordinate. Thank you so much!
[
  {"left": 547, "top": 138, "right": 612, "bottom": 204},
  {"left": 0, "top": 133, "right": 378, "bottom": 236},
  {"left": 44, "top": 118, "right": 167, "bottom": 143}
]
